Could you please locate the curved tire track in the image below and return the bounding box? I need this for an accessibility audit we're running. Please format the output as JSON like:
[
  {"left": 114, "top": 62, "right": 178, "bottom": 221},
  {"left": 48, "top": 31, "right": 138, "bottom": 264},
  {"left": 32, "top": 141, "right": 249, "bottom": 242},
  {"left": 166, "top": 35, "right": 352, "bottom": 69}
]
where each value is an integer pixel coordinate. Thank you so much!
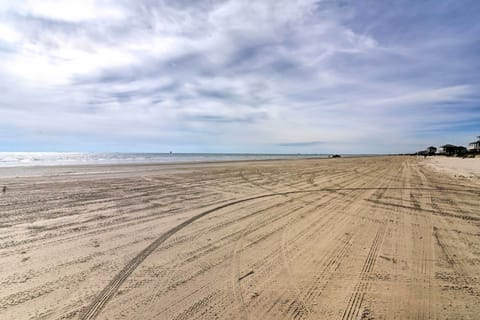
[
  {"left": 80, "top": 186, "right": 479, "bottom": 319},
  {"left": 79, "top": 193, "right": 288, "bottom": 320}
]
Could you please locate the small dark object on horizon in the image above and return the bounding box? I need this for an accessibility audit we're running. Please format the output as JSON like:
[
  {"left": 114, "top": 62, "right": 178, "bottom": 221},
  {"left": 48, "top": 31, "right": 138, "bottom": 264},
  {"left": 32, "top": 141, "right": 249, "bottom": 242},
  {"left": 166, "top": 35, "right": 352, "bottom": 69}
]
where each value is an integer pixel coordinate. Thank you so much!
[
  {"left": 330, "top": 154, "right": 341, "bottom": 158},
  {"left": 2, "top": 186, "right": 6, "bottom": 193}
]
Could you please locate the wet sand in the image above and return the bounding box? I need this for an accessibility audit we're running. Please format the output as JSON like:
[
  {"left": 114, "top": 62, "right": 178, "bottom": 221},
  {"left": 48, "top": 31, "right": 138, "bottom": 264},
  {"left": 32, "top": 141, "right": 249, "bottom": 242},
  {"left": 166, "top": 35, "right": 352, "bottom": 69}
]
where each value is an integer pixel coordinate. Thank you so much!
[{"left": 1, "top": 156, "right": 479, "bottom": 319}]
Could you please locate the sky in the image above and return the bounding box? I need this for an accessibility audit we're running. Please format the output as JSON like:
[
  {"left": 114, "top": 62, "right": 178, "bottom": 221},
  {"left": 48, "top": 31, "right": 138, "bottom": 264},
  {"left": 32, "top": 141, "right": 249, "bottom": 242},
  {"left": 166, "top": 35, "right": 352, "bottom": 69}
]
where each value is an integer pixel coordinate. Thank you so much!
[{"left": 0, "top": 0, "right": 479, "bottom": 154}]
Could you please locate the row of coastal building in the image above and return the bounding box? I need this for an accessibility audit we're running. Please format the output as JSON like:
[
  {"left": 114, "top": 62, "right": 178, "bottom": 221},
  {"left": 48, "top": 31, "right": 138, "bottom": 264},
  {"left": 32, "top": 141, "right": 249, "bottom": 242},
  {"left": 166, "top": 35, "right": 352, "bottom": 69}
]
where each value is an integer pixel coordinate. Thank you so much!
[{"left": 417, "top": 136, "right": 480, "bottom": 157}]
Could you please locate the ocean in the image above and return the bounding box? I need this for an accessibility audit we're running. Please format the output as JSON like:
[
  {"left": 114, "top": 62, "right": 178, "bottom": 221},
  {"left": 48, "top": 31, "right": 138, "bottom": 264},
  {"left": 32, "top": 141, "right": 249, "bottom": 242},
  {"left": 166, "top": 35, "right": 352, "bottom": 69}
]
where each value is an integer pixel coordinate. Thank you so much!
[{"left": 0, "top": 152, "right": 332, "bottom": 167}]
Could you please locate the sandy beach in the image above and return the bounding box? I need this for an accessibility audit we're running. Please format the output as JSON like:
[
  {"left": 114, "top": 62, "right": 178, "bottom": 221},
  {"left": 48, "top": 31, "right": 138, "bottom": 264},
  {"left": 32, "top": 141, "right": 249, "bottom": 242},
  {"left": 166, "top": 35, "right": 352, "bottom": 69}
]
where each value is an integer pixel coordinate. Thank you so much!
[
  {"left": 1, "top": 156, "right": 479, "bottom": 320},
  {"left": 424, "top": 156, "right": 480, "bottom": 180}
]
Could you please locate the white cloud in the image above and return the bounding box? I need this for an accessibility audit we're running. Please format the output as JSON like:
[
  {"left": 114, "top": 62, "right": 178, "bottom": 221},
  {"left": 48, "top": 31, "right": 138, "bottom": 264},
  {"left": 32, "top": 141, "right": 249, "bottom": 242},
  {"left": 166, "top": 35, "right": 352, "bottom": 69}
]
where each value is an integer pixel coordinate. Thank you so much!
[
  {"left": 15, "top": 0, "right": 126, "bottom": 22},
  {"left": 0, "top": 0, "right": 479, "bottom": 152},
  {"left": 0, "top": 22, "right": 21, "bottom": 42}
]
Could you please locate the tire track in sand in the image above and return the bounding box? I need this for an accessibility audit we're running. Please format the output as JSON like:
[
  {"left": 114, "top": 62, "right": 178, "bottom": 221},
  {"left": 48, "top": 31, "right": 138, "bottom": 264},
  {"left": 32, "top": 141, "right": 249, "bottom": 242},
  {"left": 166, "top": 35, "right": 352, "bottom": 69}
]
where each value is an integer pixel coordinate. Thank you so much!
[
  {"left": 338, "top": 171, "right": 396, "bottom": 320},
  {"left": 340, "top": 224, "right": 386, "bottom": 320},
  {"left": 230, "top": 192, "right": 318, "bottom": 320},
  {"left": 80, "top": 193, "right": 284, "bottom": 320},
  {"left": 80, "top": 187, "right": 477, "bottom": 319},
  {"left": 81, "top": 190, "right": 323, "bottom": 320}
]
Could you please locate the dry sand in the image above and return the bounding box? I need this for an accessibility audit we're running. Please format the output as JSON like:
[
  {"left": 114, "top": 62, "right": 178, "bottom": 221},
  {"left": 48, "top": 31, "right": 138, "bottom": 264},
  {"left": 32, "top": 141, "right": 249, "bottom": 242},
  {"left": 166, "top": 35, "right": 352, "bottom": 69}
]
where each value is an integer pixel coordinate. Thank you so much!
[
  {"left": 424, "top": 156, "right": 480, "bottom": 180},
  {"left": 0, "top": 156, "right": 479, "bottom": 319}
]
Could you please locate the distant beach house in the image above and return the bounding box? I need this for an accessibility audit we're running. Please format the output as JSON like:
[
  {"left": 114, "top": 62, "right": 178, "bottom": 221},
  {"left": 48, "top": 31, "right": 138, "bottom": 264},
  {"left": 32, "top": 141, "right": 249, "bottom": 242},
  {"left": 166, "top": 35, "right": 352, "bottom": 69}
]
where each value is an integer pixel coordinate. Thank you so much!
[
  {"left": 437, "top": 144, "right": 457, "bottom": 155},
  {"left": 456, "top": 146, "right": 467, "bottom": 156},
  {"left": 437, "top": 144, "right": 467, "bottom": 156},
  {"left": 426, "top": 146, "right": 437, "bottom": 155},
  {"left": 467, "top": 136, "right": 480, "bottom": 153}
]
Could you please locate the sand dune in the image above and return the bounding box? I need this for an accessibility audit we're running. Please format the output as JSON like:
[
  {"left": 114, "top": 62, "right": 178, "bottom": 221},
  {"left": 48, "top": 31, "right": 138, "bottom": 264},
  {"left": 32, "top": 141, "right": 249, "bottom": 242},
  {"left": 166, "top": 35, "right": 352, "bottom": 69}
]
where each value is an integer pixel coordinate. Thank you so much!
[{"left": 1, "top": 156, "right": 479, "bottom": 319}]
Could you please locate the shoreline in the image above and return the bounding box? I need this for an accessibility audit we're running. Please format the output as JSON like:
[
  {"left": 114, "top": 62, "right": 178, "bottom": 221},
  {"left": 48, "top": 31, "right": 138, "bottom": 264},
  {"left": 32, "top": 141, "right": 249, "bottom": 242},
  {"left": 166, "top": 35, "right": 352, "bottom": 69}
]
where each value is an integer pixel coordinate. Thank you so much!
[
  {"left": 0, "top": 154, "right": 384, "bottom": 178},
  {"left": 0, "top": 152, "right": 386, "bottom": 170}
]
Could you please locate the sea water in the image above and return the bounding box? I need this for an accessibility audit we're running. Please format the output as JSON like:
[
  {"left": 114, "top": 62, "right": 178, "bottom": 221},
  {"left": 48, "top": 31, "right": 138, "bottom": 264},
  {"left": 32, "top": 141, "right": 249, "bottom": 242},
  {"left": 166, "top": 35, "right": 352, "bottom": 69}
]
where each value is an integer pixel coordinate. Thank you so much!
[{"left": 0, "top": 152, "right": 331, "bottom": 167}]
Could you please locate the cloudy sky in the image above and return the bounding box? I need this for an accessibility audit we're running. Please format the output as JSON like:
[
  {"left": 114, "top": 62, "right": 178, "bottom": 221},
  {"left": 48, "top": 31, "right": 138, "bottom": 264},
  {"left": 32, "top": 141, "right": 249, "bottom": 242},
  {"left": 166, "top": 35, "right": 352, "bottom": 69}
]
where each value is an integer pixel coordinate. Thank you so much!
[{"left": 0, "top": 0, "right": 479, "bottom": 153}]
